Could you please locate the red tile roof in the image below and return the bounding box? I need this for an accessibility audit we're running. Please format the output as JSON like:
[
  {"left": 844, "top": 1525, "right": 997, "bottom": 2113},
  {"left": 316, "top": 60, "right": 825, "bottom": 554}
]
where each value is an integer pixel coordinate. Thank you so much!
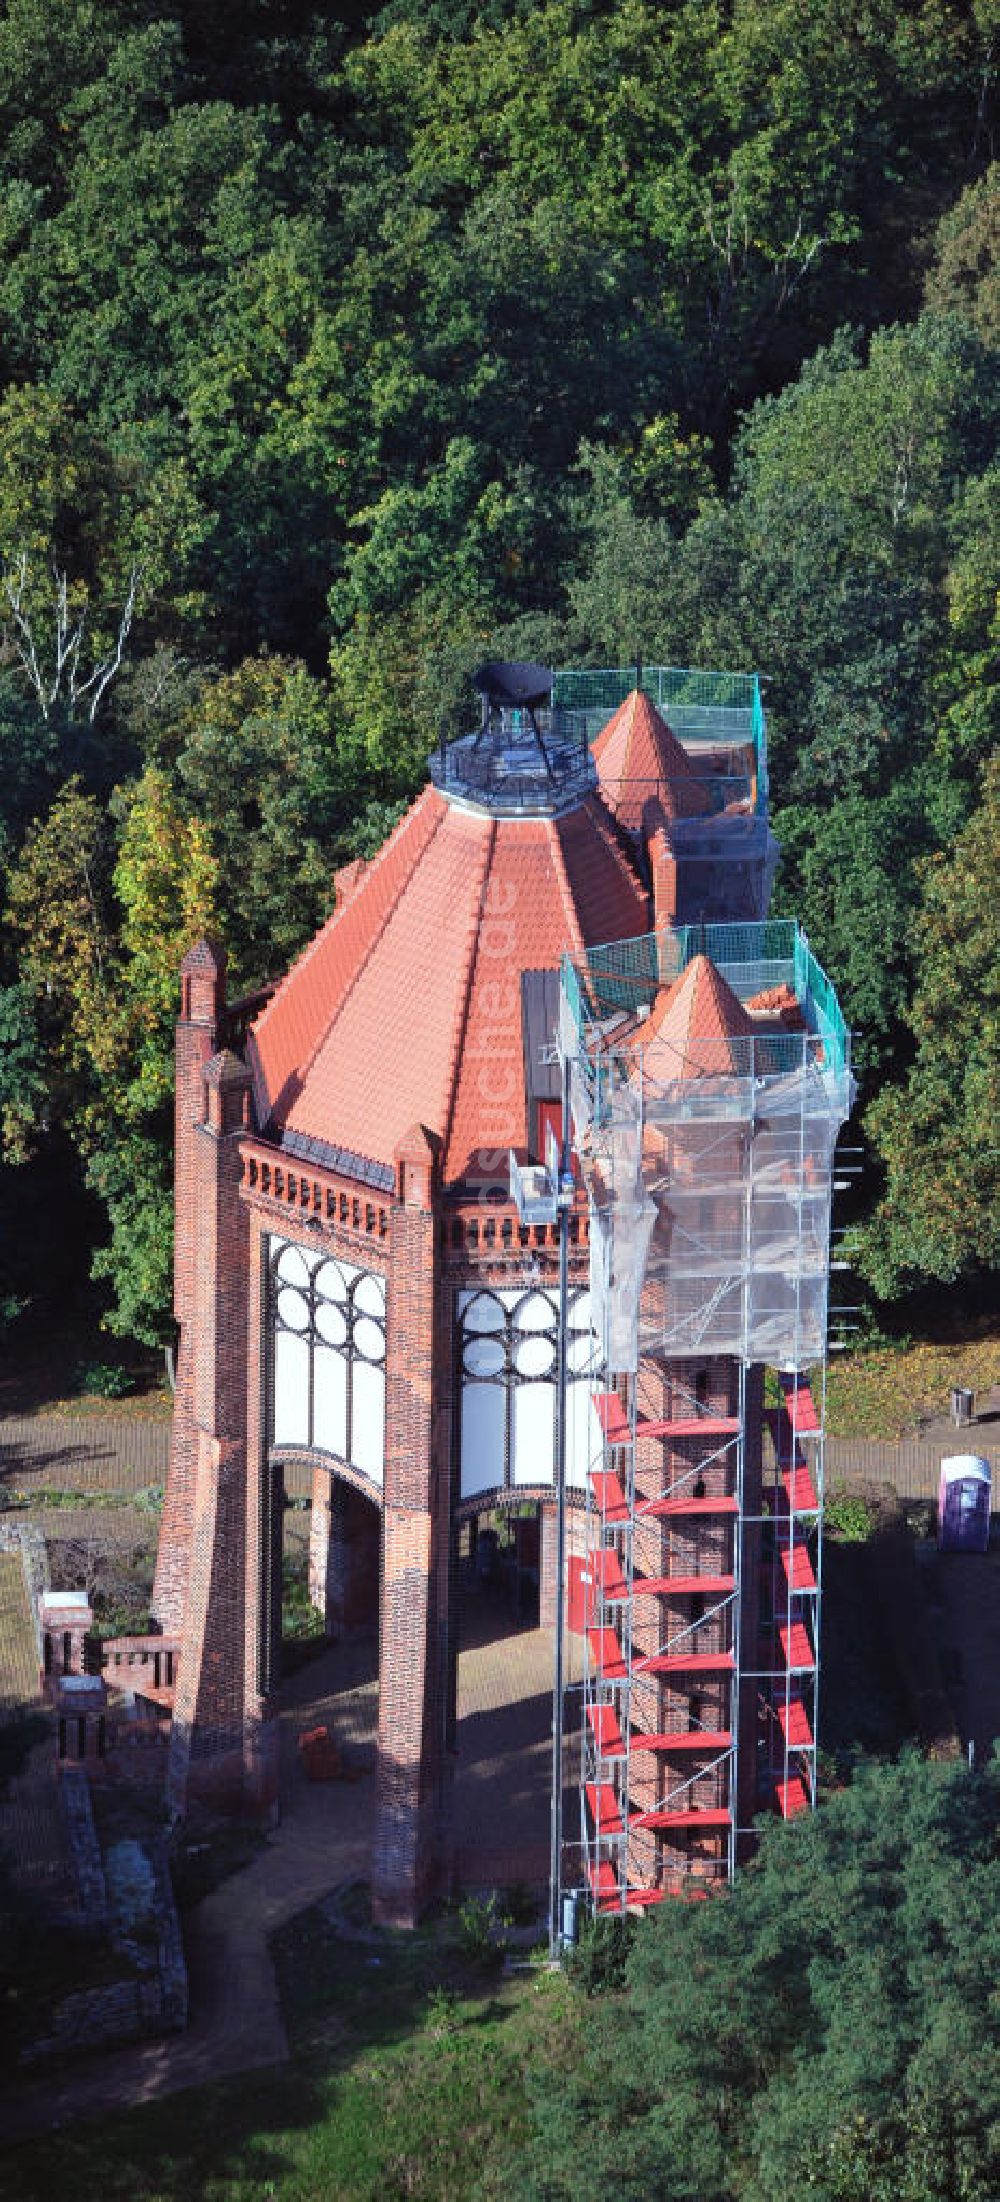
[
  {"left": 591, "top": 690, "right": 712, "bottom": 832},
  {"left": 248, "top": 785, "right": 649, "bottom": 1187},
  {"left": 745, "top": 981, "right": 807, "bottom": 1031},
  {"left": 631, "top": 954, "right": 755, "bottom": 1082}
]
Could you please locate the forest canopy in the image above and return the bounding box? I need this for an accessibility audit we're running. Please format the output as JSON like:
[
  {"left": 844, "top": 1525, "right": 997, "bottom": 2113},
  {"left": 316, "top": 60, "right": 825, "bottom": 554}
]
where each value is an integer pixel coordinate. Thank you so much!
[{"left": 0, "top": 0, "right": 996, "bottom": 1347}]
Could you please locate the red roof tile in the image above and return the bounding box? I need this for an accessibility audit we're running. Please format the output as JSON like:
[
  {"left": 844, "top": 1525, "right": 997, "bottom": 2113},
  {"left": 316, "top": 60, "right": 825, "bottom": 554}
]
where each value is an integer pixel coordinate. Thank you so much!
[
  {"left": 631, "top": 954, "right": 755, "bottom": 1082},
  {"left": 248, "top": 786, "right": 649, "bottom": 1187},
  {"left": 592, "top": 690, "right": 712, "bottom": 831},
  {"left": 745, "top": 981, "right": 807, "bottom": 1032}
]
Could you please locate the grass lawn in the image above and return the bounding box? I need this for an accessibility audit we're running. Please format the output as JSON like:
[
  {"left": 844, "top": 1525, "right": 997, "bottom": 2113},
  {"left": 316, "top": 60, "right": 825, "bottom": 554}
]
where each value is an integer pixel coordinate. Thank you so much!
[
  {"left": 821, "top": 1326, "right": 1000, "bottom": 1438},
  {"left": 0, "top": 1909, "right": 578, "bottom": 2202}
]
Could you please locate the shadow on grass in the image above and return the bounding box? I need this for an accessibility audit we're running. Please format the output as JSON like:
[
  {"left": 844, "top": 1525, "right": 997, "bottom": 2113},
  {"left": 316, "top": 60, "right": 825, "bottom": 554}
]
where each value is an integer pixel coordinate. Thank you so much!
[
  {"left": 820, "top": 1537, "right": 916, "bottom": 1767},
  {"left": 0, "top": 1899, "right": 535, "bottom": 2202}
]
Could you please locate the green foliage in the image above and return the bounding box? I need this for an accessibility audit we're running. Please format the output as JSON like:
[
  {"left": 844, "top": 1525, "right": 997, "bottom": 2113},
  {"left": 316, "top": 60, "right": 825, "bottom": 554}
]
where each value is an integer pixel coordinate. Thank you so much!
[
  {"left": 859, "top": 752, "right": 1000, "bottom": 1294},
  {"left": 925, "top": 163, "right": 1000, "bottom": 346},
  {"left": 170, "top": 657, "right": 343, "bottom": 989},
  {"left": 454, "top": 1890, "right": 504, "bottom": 1964},
  {"left": 88, "top": 1132, "right": 174, "bottom": 1349},
  {"left": 0, "top": 0, "right": 992, "bottom": 1333},
  {"left": 564, "top": 1910, "right": 634, "bottom": 1996},
  {"left": 522, "top": 1757, "right": 1000, "bottom": 2202},
  {"left": 280, "top": 1547, "right": 324, "bottom": 1645},
  {"left": 824, "top": 1487, "right": 875, "bottom": 1542},
  {"left": 0, "top": 983, "right": 47, "bottom": 1162},
  {"left": 74, "top": 1359, "right": 135, "bottom": 1399}
]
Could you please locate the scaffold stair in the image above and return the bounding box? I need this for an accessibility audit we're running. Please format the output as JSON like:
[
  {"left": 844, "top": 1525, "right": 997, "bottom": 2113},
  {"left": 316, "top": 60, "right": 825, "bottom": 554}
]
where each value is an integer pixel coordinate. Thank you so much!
[
  {"left": 585, "top": 1782, "right": 624, "bottom": 1836},
  {"left": 587, "top": 1704, "right": 625, "bottom": 1754},
  {"left": 780, "top": 1463, "right": 819, "bottom": 1512},
  {"left": 592, "top": 1391, "right": 741, "bottom": 1444},
  {"left": 776, "top": 1776, "right": 810, "bottom": 1818},
  {"left": 630, "top": 1572, "right": 735, "bottom": 1599},
  {"left": 779, "top": 1543, "right": 817, "bottom": 1593},
  {"left": 640, "top": 1493, "right": 740, "bottom": 1519},
  {"left": 779, "top": 1620, "right": 815, "bottom": 1671},
  {"left": 588, "top": 1468, "right": 629, "bottom": 1521},
  {"left": 776, "top": 1696, "right": 813, "bottom": 1748},
  {"left": 634, "top": 1648, "right": 736, "bottom": 1677},
  {"left": 586, "top": 1626, "right": 627, "bottom": 1678},
  {"left": 631, "top": 1806, "right": 732, "bottom": 1831},
  {"left": 778, "top": 1374, "right": 820, "bottom": 1432}
]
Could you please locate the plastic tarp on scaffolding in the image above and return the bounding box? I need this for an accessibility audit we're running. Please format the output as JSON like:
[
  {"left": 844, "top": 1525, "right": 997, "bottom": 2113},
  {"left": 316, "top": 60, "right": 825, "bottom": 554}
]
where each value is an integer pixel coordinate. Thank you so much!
[{"left": 564, "top": 921, "right": 853, "bottom": 1376}]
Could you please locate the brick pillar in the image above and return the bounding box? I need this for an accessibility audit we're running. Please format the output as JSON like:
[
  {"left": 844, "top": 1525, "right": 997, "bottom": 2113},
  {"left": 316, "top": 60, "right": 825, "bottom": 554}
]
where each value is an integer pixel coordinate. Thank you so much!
[
  {"left": 242, "top": 1206, "right": 281, "bottom": 1814},
  {"left": 311, "top": 1476, "right": 381, "bottom": 1637},
  {"left": 167, "top": 1048, "right": 253, "bottom": 1815},
  {"left": 372, "top": 1124, "right": 450, "bottom": 1927},
  {"left": 539, "top": 1501, "right": 558, "bottom": 1630},
  {"left": 153, "top": 940, "right": 227, "bottom": 1634},
  {"left": 308, "top": 1464, "right": 334, "bottom": 1620},
  {"left": 644, "top": 811, "right": 679, "bottom": 932}
]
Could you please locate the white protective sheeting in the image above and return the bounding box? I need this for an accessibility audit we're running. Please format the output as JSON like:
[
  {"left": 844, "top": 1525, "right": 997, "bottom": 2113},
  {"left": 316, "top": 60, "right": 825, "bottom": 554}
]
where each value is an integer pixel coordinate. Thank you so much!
[
  {"left": 457, "top": 1284, "right": 599, "bottom": 1498},
  {"left": 269, "top": 1235, "right": 385, "bottom": 1484}
]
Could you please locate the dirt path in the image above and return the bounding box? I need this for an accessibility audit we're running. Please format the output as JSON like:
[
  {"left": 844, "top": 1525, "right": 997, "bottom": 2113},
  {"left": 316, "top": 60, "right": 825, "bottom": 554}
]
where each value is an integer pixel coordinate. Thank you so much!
[
  {"left": 1, "top": 1615, "right": 562, "bottom": 2142},
  {"left": 2, "top": 1649, "right": 375, "bottom": 2143}
]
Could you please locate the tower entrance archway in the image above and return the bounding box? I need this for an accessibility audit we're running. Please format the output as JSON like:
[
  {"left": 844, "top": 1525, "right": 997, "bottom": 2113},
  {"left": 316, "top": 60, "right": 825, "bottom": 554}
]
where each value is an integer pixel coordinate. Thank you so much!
[{"left": 276, "top": 1453, "right": 383, "bottom": 1787}]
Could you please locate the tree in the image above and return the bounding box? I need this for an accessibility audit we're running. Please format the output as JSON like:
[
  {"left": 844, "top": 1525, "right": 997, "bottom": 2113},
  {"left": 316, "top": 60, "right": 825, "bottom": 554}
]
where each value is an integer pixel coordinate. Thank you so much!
[
  {"left": 521, "top": 1756, "right": 1000, "bottom": 2202},
  {"left": 925, "top": 163, "right": 1000, "bottom": 348},
  {"left": 4, "top": 768, "right": 218, "bottom": 1346},
  {"left": 858, "top": 752, "right": 1000, "bottom": 1295},
  {"left": 171, "top": 657, "right": 350, "bottom": 989},
  {"left": 0, "top": 386, "right": 206, "bottom": 729}
]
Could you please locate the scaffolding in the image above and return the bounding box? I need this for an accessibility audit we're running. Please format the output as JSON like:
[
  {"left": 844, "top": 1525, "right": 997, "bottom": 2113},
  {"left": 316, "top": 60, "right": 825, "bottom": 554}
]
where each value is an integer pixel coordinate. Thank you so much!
[
  {"left": 558, "top": 920, "right": 853, "bottom": 1914},
  {"left": 552, "top": 664, "right": 770, "bottom": 818}
]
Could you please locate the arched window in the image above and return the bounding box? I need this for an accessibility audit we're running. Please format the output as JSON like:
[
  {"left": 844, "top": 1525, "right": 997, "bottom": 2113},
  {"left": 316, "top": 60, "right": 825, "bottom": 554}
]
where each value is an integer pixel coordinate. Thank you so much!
[
  {"left": 457, "top": 1286, "right": 600, "bottom": 1501},
  {"left": 269, "top": 1237, "right": 386, "bottom": 1486}
]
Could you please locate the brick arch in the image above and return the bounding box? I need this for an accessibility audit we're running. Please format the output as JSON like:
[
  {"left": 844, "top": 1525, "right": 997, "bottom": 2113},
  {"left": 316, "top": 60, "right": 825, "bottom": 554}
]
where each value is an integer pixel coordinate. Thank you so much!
[
  {"left": 271, "top": 1445, "right": 385, "bottom": 1512},
  {"left": 453, "top": 1483, "right": 586, "bottom": 1524},
  {"left": 276, "top": 1449, "right": 383, "bottom": 1644}
]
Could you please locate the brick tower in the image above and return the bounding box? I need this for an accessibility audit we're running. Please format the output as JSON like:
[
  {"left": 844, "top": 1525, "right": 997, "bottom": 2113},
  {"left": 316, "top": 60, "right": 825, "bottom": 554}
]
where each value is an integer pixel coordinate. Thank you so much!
[{"left": 154, "top": 663, "right": 785, "bottom": 1924}]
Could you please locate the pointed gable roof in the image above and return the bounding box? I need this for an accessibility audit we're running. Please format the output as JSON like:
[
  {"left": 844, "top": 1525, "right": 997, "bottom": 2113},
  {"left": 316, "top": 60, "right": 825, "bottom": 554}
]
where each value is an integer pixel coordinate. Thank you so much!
[
  {"left": 591, "top": 689, "right": 712, "bottom": 832},
  {"left": 248, "top": 784, "right": 649, "bottom": 1189},
  {"left": 630, "top": 954, "right": 755, "bottom": 1081}
]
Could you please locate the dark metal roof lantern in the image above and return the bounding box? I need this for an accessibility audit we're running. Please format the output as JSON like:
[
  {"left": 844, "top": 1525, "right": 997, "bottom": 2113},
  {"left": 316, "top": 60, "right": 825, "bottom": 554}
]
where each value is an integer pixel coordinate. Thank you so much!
[
  {"left": 430, "top": 657, "right": 594, "bottom": 818},
  {"left": 473, "top": 660, "right": 554, "bottom": 710}
]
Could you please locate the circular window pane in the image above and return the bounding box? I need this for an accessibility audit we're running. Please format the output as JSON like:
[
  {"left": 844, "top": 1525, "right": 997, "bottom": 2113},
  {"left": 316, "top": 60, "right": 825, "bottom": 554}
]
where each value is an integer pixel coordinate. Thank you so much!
[
  {"left": 354, "top": 1272, "right": 386, "bottom": 1317},
  {"left": 568, "top": 1331, "right": 597, "bottom": 1373},
  {"left": 315, "top": 1259, "right": 349, "bottom": 1304},
  {"left": 515, "top": 1291, "right": 555, "bottom": 1333},
  {"left": 516, "top": 1335, "right": 556, "bottom": 1377},
  {"left": 316, "top": 1301, "right": 348, "bottom": 1348},
  {"left": 354, "top": 1315, "right": 386, "bottom": 1362},
  {"left": 462, "top": 1291, "right": 505, "bottom": 1333},
  {"left": 277, "top": 1286, "right": 309, "bottom": 1332},
  {"left": 276, "top": 1242, "right": 311, "bottom": 1287},
  {"left": 463, "top": 1335, "right": 505, "bottom": 1378}
]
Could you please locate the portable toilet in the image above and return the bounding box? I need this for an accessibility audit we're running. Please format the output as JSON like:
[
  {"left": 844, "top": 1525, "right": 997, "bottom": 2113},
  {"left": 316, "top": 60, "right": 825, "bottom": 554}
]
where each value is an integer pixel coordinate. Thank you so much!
[{"left": 938, "top": 1455, "right": 991, "bottom": 1554}]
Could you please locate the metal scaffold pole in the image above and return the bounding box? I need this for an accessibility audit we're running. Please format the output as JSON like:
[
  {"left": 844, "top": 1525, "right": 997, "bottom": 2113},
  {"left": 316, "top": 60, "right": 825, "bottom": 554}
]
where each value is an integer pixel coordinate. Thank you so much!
[{"left": 549, "top": 1047, "right": 573, "bottom": 1958}]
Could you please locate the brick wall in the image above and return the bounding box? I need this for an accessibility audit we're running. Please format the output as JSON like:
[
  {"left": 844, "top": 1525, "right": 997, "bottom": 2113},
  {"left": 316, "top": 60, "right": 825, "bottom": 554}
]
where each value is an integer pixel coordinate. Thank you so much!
[
  {"left": 167, "top": 1049, "right": 253, "bottom": 1813},
  {"left": 372, "top": 1130, "right": 451, "bottom": 1926},
  {"left": 154, "top": 941, "right": 226, "bottom": 1635}
]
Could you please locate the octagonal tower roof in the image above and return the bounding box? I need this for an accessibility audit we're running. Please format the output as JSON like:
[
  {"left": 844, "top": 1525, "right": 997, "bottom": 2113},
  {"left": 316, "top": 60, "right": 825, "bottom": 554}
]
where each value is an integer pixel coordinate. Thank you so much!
[{"left": 247, "top": 777, "right": 648, "bottom": 1191}]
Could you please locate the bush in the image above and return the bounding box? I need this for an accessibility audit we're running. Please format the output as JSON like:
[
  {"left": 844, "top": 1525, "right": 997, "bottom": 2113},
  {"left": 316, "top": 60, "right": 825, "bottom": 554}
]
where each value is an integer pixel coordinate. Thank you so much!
[
  {"left": 454, "top": 1892, "right": 504, "bottom": 1965},
  {"left": 75, "top": 1360, "right": 135, "bottom": 1399},
  {"left": 564, "top": 1911, "right": 634, "bottom": 1995},
  {"left": 825, "top": 1486, "right": 875, "bottom": 1542}
]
